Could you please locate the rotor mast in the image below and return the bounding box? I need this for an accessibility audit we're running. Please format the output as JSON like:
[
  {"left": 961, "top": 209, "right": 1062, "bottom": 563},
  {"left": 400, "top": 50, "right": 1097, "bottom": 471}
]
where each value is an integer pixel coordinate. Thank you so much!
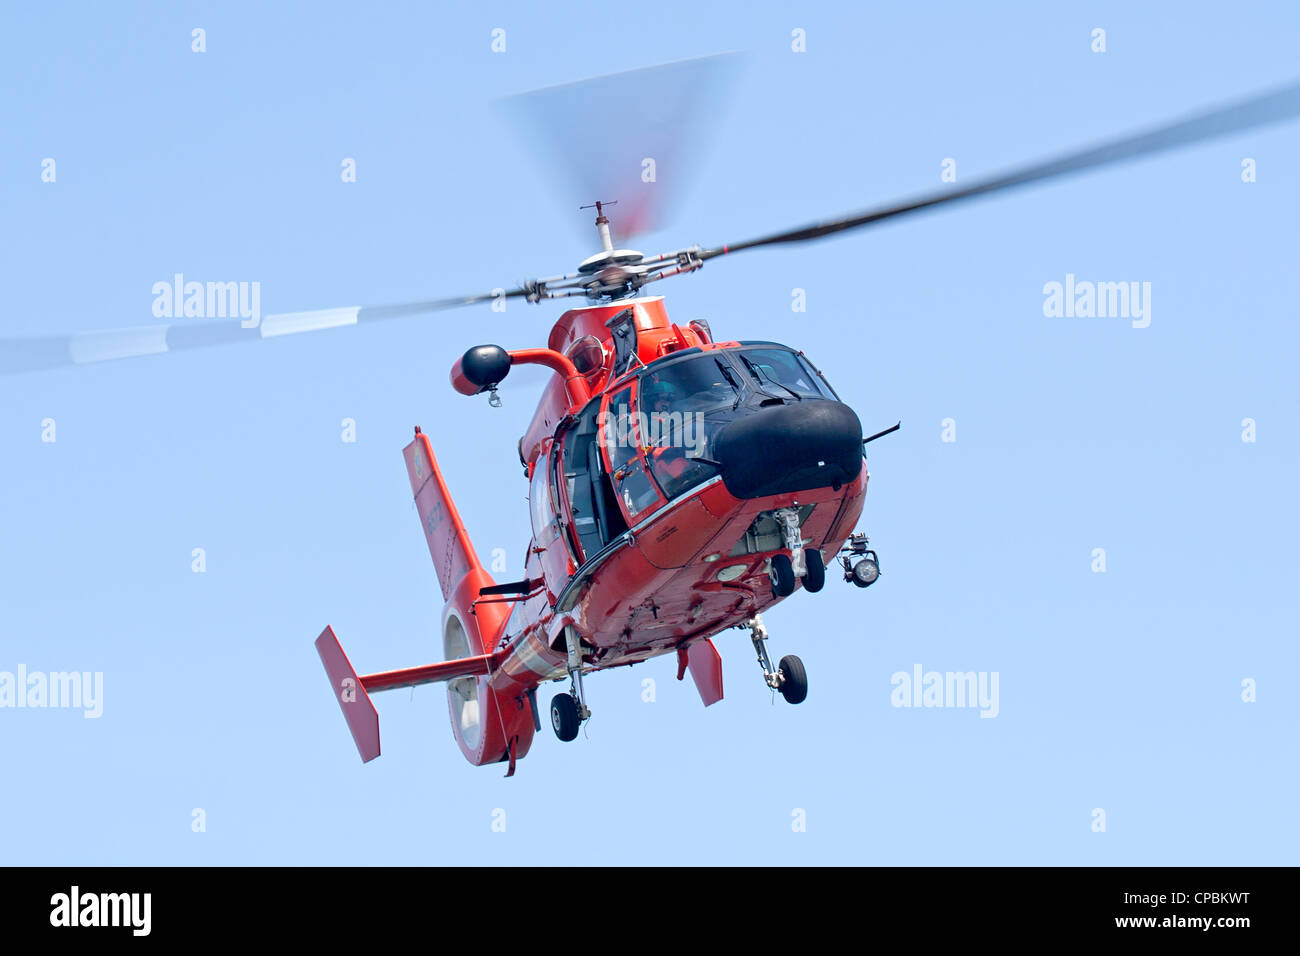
[{"left": 580, "top": 200, "right": 618, "bottom": 253}]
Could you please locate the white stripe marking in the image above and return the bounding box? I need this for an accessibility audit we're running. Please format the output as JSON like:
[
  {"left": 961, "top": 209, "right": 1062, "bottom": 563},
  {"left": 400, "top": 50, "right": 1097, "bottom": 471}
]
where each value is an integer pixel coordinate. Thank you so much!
[
  {"left": 259, "top": 307, "right": 360, "bottom": 338},
  {"left": 69, "top": 326, "right": 170, "bottom": 364}
]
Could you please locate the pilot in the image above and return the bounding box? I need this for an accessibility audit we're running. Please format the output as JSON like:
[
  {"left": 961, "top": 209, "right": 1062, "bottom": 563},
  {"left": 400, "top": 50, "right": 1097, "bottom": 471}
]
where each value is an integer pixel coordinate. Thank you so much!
[
  {"left": 642, "top": 377, "right": 678, "bottom": 415},
  {"left": 640, "top": 378, "right": 692, "bottom": 484}
]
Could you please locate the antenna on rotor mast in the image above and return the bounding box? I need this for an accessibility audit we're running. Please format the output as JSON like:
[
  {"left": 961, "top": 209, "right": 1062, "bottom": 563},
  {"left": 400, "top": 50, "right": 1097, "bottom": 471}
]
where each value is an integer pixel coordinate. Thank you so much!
[{"left": 580, "top": 200, "right": 618, "bottom": 252}]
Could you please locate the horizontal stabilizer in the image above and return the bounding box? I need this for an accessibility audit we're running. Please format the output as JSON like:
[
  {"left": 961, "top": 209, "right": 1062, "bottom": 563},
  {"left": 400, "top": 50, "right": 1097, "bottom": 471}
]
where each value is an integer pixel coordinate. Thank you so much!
[
  {"left": 360, "top": 654, "right": 497, "bottom": 693},
  {"left": 479, "top": 579, "right": 540, "bottom": 597},
  {"left": 315, "top": 626, "right": 381, "bottom": 763}
]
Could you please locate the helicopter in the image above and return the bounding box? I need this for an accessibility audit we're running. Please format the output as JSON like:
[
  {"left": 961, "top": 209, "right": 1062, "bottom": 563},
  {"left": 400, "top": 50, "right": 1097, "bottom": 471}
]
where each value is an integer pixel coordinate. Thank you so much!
[
  {"left": 5, "top": 63, "right": 1299, "bottom": 776},
  {"left": 317, "top": 199, "right": 897, "bottom": 776}
]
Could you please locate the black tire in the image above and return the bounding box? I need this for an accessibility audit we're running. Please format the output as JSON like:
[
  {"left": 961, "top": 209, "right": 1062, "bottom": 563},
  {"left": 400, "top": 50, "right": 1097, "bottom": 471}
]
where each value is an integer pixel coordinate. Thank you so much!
[
  {"left": 778, "top": 655, "right": 808, "bottom": 704},
  {"left": 550, "top": 693, "right": 580, "bottom": 742},
  {"left": 803, "top": 548, "right": 825, "bottom": 593},
  {"left": 771, "top": 553, "right": 796, "bottom": 597}
]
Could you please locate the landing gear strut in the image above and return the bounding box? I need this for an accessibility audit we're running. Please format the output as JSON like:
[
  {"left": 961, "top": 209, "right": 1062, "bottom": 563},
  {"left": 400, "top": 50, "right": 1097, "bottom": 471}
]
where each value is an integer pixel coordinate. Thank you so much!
[
  {"left": 552, "top": 623, "right": 591, "bottom": 742},
  {"left": 742, "top": 614, "right": 807, "bottom": 704},
  {"left": 774, "top": 509, "right": 806, "bottom": 577}
]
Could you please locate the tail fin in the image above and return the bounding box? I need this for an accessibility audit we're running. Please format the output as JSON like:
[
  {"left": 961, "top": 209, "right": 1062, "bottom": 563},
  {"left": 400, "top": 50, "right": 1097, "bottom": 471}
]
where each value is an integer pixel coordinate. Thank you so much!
[{"left": 403, "top": 427, "right": 482, "bottom": 601}]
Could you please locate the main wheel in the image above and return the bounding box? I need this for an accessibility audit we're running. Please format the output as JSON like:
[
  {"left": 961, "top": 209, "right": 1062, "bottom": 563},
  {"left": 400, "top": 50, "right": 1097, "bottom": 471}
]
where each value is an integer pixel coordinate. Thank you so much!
[
  {"left": 803, "top": 548, "right": 825, "bottom": 593},
  {"left": 771, "top": 553, "right": 796, "bottom": 597},
  {"left": 778, "top": 655, "right": 808, "bottom": 704},
  {"left": 550, "top": 693, "right": 580, "bottom": 742}
]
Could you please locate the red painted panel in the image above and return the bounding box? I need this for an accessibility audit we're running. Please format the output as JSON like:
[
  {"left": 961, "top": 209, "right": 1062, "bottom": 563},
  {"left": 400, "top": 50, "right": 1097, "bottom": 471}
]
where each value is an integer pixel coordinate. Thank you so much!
[
  {"left": 636, "top": 497, "right": 728, "bottom": 569},
  {"left": 687, "top": 638, "right": 724, "bottom": 707}
]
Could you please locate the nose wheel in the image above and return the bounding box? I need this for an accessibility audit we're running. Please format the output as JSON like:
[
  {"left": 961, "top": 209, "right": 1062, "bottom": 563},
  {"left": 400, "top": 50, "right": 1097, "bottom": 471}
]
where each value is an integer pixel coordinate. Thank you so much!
[
  {"left": 768, "top": 508, "right": 827, "bottom": 597},
  {"left": 742, "top": 614, "right": 807, "bottom": 704},
  {"left": 770, "top": 553, "right": 796, "bottom": 596}
]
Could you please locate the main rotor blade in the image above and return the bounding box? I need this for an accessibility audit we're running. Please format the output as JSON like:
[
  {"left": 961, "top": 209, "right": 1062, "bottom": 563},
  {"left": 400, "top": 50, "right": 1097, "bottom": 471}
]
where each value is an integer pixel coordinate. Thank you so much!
[
  {"left": 0, "top": 288, "right": 531, "bottom": 375},
  {"left": 700, "top": 78, "right": 1300, "bottom": 259},
  {"left": 501, "top": 53, "right": 741, "bottom": 243}
]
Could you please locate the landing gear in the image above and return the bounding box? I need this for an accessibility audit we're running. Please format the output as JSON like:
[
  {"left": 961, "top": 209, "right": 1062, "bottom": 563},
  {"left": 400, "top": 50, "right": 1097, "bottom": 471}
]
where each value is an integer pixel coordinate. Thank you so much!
[
  {"left": 553, "top": 623, "right": 592, "bottom": 742},
  {"left": 778, "top": 655, "right": 807, "bottom": 704},
  {"left": 769, "top": 507, "right": 816, "bottom": 598},
  {"left": 770, "top": 546, "right": 825, "bottom": 596},
  {"left": 770, "top": 553, "right": 796, "bottom": 597},
  {"left": 550, "top": 693, "right": 580, "bottom": 742},
  {"left": 742, "top": 614, "right": 807, "bottom": 705},
  {"left": 774, "top": 508, "right": 807, "bottom": 576},
  {"left": 803, "top": 548, "right": 825, "bottom": 593}
]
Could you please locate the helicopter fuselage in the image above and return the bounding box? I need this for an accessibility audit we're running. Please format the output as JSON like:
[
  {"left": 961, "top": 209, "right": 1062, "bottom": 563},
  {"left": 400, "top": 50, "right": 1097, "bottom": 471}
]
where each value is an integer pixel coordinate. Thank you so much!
[
  {"left": 478, "top": 296, "right": 868, "bottom": 732},
  {"left": 318, "top": 294, "right": 873, "bottom": 772}
]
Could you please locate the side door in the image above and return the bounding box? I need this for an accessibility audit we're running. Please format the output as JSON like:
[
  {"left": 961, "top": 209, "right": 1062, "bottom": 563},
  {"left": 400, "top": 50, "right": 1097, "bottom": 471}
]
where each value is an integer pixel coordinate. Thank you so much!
[
  {"left": 529, "top": 438, "right": 574, "bottom": 599},
  {"left": 601, "top": 381, "right": 664, "bottom": 525}
]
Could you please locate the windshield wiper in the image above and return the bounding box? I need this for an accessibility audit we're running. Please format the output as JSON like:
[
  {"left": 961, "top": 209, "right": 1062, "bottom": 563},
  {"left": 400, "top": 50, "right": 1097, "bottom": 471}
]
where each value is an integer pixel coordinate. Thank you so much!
[
  {"left": 714, "top": 357, "right": 740, "bottom": 390},
  {"left": 726, "top": 357, "right": 752, "bottom": 410},
  {"left": 739, "top": 354, "right": 803, "bottom": 403}
]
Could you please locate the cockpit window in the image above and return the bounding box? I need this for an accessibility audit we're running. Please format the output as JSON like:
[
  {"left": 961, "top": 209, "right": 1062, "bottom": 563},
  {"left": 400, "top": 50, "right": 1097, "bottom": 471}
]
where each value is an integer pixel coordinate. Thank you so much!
[
  {"left": 737, "top": 348, "right": 835, "bottom": 400},
  {"left": 612, "top": 346, "right": 839, "bottom": 506},
  {"left": 639, "top": 355, "right": 740, "bottom": 413},
  {"left": 603, "top": 384, "right": 662, "bottom": 518},
  {"left": 633, "top": 355, "right": 738, "bottom": 501}
]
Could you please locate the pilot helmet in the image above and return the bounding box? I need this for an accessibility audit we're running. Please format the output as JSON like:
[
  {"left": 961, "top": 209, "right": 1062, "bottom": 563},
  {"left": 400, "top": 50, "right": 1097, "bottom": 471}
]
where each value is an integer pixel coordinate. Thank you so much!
[{"left": 641, "top": 377, "right": 682, "bottom": 409}]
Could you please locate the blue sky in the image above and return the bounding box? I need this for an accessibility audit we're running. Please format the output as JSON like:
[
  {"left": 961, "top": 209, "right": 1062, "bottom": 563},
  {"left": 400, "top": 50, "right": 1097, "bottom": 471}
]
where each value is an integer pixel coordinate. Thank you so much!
[{"left": 1, "top": 1, "right": 1297, "bottom": 864}]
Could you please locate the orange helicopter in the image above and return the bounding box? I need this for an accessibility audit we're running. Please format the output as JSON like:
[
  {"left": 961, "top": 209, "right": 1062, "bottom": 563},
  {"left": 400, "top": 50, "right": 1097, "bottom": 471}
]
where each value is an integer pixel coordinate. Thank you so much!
[
  {"left": 316, "top": 199, "right": 894, "bottom": 775},
  {"left": 6, "top": 65, "right": 1298, "bottom": 776}
]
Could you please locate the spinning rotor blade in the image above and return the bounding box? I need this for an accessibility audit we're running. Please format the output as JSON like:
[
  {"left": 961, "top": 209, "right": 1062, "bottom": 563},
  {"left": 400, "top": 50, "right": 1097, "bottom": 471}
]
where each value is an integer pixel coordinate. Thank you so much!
[
  {"left": 699, "top": 78, "right": 1300, "bottom": 260},
  {"left": 0, "top": 287, "right": 532, "bottom": 375},
  {"left": 502, "top": 53, "right": 741, "bottom": 242}
]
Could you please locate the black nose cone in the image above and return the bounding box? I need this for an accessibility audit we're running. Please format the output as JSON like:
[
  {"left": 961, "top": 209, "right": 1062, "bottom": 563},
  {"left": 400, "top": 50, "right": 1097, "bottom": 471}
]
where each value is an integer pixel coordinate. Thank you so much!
[{"left": 713, "top": 401, "right": 864, "bottom": 499}]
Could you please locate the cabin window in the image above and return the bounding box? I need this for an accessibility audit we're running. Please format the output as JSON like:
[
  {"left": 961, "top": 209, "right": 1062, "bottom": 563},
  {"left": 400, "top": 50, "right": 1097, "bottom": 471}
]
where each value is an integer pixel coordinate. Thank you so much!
[
  {"left": 529, "top": 446, "right": 557, "bottom": 544},
  {"left": 556, "top": 395, "right": 627, "bottom": 563}
]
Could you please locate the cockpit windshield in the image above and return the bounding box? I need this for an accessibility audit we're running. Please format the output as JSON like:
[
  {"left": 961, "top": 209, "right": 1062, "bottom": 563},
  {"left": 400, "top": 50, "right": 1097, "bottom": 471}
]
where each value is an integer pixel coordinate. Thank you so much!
[
  {"left": 735, "top": 347, "right": 835, "bottom": 400},
  {"left": 639, "top": 356, "right": 740, "bottom": 413},
  {"left": 628, "top": 354, "right": 737, "bottom": 502},
  {"left": 601, "top": 346, "right": 839, "bottom": 506}
]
